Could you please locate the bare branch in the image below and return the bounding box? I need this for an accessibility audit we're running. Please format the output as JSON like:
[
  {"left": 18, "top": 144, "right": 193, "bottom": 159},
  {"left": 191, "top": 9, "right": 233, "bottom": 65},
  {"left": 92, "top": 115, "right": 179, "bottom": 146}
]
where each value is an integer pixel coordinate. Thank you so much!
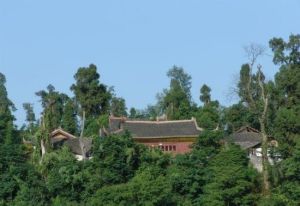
[
  {"left": 243, "top": 43, "right": 266, "bottom": 109},
  {"left": 243, "top": 43, "right": 266, "bottom": 68}
]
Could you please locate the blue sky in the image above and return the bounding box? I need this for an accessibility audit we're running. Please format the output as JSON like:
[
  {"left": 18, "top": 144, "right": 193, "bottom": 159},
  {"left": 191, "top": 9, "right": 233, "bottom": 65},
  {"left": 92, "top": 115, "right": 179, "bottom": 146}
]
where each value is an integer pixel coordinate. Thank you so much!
[{"left": 1, "top": 0, "right": 300, "bottom": 126}]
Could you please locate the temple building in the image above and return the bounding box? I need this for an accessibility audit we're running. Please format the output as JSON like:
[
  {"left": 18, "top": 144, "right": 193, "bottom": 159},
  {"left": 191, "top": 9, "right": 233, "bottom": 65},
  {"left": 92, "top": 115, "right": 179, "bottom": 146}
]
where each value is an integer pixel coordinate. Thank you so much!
[{"left": 106, "top": 116, "right": 203, "bottom": 154}]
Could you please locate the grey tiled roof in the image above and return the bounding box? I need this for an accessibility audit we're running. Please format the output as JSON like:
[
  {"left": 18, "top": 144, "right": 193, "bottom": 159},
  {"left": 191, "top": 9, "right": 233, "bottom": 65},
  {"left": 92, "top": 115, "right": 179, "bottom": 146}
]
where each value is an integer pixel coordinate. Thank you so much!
[
  {"left": 109, "top": 117, "right": 123, "bottom": 132},
  {"left": 64, "top": 138, "right": 92, "bottom": 156},
  {"left": 227, "top": 126, "right": 262, "bottom": 149},
  {"left": 50, "top": 128, "right": 92, "bottom": 156},
  {"left": 51, "top": 137, "right": 66, "bottom": 144},
  {"left": 110, "top": 118, "right": 202, "bottom": 138}
]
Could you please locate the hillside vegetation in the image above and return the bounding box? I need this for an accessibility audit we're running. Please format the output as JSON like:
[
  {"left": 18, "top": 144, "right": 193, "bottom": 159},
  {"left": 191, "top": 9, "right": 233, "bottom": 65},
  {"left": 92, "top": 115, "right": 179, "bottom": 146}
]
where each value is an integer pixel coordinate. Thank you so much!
[{"left": 0, "top": 35, "right": 299, "bottom": 205}]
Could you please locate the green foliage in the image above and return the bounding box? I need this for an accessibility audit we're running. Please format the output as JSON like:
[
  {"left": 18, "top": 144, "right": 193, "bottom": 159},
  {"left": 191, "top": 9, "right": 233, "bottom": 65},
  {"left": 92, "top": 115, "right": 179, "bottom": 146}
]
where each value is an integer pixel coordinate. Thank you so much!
[
  {"left": 50, "top": 197, "right": 80, "bottom": 206},
  {"left": 0, "top": 73, "right": 16, "bottom": 144},
  {"left": 193, "top": 130, "right": 223, "bottom": 156},
  {"left": 12, "top": 166, "right": 49, "bottom": 206},
  {"left": 111, "top": 97, "right": 127, "bottom": 117},
  {"left": 0, "top": 144, "right": 27, "bottom": 202},
  {"left": 88, "top": 166, "right": 176, "bottom": 206},
  {"left": 269, "top": 140, "right": 300, "bottom": 205},
  {"left": 167, "top": 65, "right": 192, "bottom": 100},
  {"left": 163, "top": 79, "right": 191, "bottom": 120},
  {"left": 129, "top": 107, "right": 137, "bottom": 119},
  {"left": 269, "top": 35, "right": 300, "bottom": 158},
  {"left": 273, "top": 106, "right": 300, "bottom": 158},
  {"left": 195, "top": 84, "right": 221, "bottom": 130},
  {"left": 45, "top": 149, "right": 85, "bottom": 202},
  {"left": 36, "top": 85, "right": 68, "bottom": 132},
  {"left": 98, "top": 114, "right": 109, "bottom": 128},
  {"left": 92, "top": 133, "right": 145, "bottom": 185},
  {"left": 1, "top": 34, "right": 300, "bottom": 205},
  {"left": 225, "top": 103, "right": 259, "bottom": 133},
  {"left": 23, "top": 103, "right": 36, "bottom": 127},
  {"left": 22, "top": 103, "right": 38, "bottom": 142},
  {"left": 273, "top": 65, "right": 300, "bottom": 107},
  {"left": 195, "top": 101, "right": 220, "bottom": 130},
  {"left": 71, "top": 64, "right": 111, "bottom": 117},
  {"left": 128, "top": 105, "right": 161, "bottom": 120},
  {"left": 237, "top": 63, "right": 269, "bottom": 116},
  {"left": 61, "top": 98, "right": 78, "bottom": 135},
  {"left": 200, "top": 84, "right": 211, "bottom": 105},
  {"left": 269, "top": 34, "right": 300, "bottom": 65},
  {"left": 156, "top": 66, "right": 193, "bottom": 120},
  {"left": 84, "top": 117, "right": 100, "bottom": 138},
  {"left": 199, "top": 145, "right": 259, "bottom": 206}
]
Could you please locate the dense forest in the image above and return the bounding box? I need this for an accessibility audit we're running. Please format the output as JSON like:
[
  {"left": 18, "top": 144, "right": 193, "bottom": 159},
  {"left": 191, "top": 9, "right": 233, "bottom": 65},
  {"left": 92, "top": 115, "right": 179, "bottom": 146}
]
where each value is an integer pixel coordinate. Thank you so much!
[{"left": 0, "top": 34, "right": 299, "bottom": 206}]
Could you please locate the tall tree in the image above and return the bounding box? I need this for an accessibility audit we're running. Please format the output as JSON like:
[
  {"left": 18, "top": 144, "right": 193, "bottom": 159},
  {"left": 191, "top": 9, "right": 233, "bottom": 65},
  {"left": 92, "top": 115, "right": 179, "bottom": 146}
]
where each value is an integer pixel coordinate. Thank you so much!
[
  {"left": 269, "top": 34, "right": 300, "bottom": 158},
  {"left": 23, "top": 103, "right": 36, "bottom": 134},
  {"left": 159, "top": 66, "right": 192, "bottom": 120},
  {"left": 36, "top": 84, "right": 69, "bottom": 161},
  {"left": 264, "top": 34, "right": 300, "bottom": 204},
  {"left": 23, "top": 103, "right": 36, "bottom": 125},
  {"left": 237, "top": 44, "right": 271, "bottom": 194},
  {"left": 163, "top": 79, "right": 191, "bottom": 120},
  {"left": 195, "top": 85, "right": 220, "bottom": 130},
  {"left": 110, "top": 97, "right": 127, "bottom": 117},
  {"left": 0, "top": 73, "right": 32, "bottom": 203},
  {"left": 167, "top": 65, "right": 192, "bottom": 100},
  {"left": 0, "top": 73, "right": 16, "bottom": 144},
  {"left": 61, "top": 98, "right": 78, "bottom": 135},
  {"left": 71, "top": 64, "right": 111, "bottom": 117},
  {"left": 36, "top": 84, "right": 67, "bottom": 132},
  {"left": 200, "top": 84, "right": 211, "bottom": 105},
  {"left": 129, "top": 107, "right": 137, "bottom": 119}
]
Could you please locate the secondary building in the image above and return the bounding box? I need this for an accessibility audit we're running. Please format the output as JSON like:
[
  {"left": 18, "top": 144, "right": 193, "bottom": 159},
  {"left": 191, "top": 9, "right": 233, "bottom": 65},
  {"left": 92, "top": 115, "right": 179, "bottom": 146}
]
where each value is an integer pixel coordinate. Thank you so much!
[
  {"left": 226, "top": 126, "right": 278, "bottom": 171},
  {"left": 51, "top": 128, "right": 92, "bottom": 160}
]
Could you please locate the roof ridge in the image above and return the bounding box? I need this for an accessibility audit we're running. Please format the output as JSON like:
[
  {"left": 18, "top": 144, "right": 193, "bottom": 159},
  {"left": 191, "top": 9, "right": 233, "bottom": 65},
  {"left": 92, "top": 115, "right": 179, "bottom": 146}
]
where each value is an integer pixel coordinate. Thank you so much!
[
  {"left": 133, "top": 135, "right": 199, "bottom": 139},
  {"left": 110, "top": 117, "right": 125, "bottom": 120},
  {"left": 125, "top": 119, "right": 195, "bottom": 124},
  {"left": 236, "top": 126, "right": 260, "bottom": 133},
  {"left": 51, "top": 128, "right": 77, "bottom": 139}
]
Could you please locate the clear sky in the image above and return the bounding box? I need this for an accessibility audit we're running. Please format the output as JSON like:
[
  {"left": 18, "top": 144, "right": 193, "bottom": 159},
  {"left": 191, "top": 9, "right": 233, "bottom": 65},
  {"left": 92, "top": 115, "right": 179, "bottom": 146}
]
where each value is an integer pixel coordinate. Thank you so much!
[{"left": 1, "top": 0, "right": 300, "bottom": 126}]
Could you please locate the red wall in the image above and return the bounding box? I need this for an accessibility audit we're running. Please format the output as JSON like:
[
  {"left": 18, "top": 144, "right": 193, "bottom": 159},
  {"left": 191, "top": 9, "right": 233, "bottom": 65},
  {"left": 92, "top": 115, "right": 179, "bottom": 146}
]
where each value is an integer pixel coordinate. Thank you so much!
[{"left": 142, "top": 141, "right": 193, "bottom": 154}]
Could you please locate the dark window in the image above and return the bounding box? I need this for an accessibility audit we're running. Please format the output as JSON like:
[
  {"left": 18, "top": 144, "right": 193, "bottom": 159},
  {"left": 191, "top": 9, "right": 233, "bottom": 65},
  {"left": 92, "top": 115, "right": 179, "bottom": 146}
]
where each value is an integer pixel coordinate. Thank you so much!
[
  {"left": 173, "top": 145, "right": 176, "bottom": 151},
  {"left": 165, "top": 146, "right": 168, "bottom": 151},
  {"left": 169, "top": 145, "right": 172, "bottom": 151}
]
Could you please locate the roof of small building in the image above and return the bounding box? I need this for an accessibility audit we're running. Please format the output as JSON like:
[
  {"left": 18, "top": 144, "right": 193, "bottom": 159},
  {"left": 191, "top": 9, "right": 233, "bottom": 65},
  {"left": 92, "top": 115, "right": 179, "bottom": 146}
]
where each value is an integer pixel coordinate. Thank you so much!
[
  {"left": 227, "top": 126, "right": 262, "bottom": 149},
  {"left": 64, "top": 138, "right": 93, "bottom": 156},
  {"left": 50, "top": 128, "right": 92, "bottom": 156},
  {"left": 109, "top": 117, "right": 202, "bottom": 139},
  {"left": 51, "top": 128, "right": 77, "bottom": 139}
]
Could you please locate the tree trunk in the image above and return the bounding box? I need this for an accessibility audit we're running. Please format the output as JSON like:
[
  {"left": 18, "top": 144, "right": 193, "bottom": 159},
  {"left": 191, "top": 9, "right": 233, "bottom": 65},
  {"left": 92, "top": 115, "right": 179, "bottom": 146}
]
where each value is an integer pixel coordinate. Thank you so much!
[
  {"left": 242, "top": 46, "right": 270, "bottom": 195},
  {"left": 260, "top": 118, "right": 270, "bottom": 195},
  {"left": 40, "top": 115, "right": 47, "bottom": 164},
  {"left": 79, "top": 111, "right": 87, "bottom": 160},
  {"left": 40, "top": 139, "right": 46, "bottom": 164},
  {"left": 258, "top": 67, "right": 270, "bottom": 195}
]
